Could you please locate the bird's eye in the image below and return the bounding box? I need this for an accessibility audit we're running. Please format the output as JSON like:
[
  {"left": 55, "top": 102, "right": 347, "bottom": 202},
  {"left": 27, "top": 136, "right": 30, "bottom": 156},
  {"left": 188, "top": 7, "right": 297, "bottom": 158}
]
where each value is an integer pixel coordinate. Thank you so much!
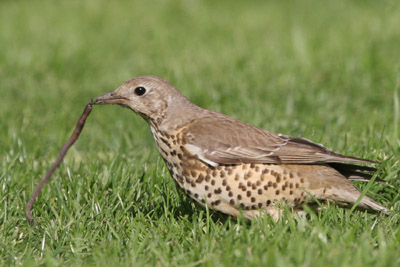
[{"left": 134, "top": 86, "right": 146, "bottom": 96}]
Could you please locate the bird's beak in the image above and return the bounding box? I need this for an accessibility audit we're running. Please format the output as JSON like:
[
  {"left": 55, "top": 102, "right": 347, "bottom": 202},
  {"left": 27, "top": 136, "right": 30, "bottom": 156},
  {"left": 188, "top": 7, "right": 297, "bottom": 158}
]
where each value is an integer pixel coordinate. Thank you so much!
[{"left": 91, "top": 92, "right": 128, "bottom": 105}]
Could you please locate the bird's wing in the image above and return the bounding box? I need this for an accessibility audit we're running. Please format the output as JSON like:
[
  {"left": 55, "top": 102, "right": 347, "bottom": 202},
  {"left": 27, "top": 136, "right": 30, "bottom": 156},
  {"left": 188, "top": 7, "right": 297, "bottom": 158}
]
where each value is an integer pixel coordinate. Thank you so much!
[{"left": 182, "top": 115, "right": 378, "bottom": 166}]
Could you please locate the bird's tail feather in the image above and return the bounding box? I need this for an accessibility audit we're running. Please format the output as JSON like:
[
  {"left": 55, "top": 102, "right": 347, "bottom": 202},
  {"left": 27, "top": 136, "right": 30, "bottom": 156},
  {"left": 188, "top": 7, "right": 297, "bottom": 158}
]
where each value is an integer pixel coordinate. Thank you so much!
[
  {"left": 358, "top": 195, "right": 388, "bottom": 214},
  {"left": 328, "top": 163, "right": 387, "bottom": 183}
]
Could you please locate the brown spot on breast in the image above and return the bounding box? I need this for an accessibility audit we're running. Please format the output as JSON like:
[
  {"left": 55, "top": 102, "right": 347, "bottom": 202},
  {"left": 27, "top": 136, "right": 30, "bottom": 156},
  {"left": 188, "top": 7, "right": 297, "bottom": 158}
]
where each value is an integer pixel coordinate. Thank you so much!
[
  {"left": 222, "top": 179, "right": 227, "bottom": 186},
  {"left": 251, "top": 197, "right": 256, "bottom": 203},
  {"left": 246, "top": 191, "right": 252, "bottom": 197},
  {"left": 250, "top": 163, "right": 255, "bottom": 169},
  {"left": 212, "top": 200, "right": 221, "bottom": 206},
  {"left": 212, "top": 171, "right": 217, "bottom": 177},
  {"left": 258, "top": 203, "right": 263, "bottom": 208},
  {"left": 196, "top": 174, "right": 204, "bottom": 183},
  {"left": 252, "top": 184, "right": 257, "bottom": 190},
  {"left": 160, "top": 137, "right": 171, "bottom": 148},
  {"left": 258, "top": 189, "right": 263, "bottom": 195},
  {"left": 275, "top": 190, "right": 280, "bottom": 195},
  {"left": 205, "top": 185, "right": 209, "bottom": 191},
  {"left": 228, "top": 191, "right": 233, "bottom": 197},
  {"left": 220, "top": 170, "right": 226, "bottom": 178},
  {"left": 190, "top": 170, "right": 197, "bottom": 177},
  {"left": 266, "top": 200, "right": 271, "bottom": 206},
  {"left": 237, "top": 194, "right": 242, "bottom": 200},
  {"left": 230, "top": 199, "right": 235, "bottom": 205},
  {"left": 211, "top": 180, "right": 216, "bottom": 186},
  {"left": 214, "top": 188, "right": 222, "bottom": 194},
  {"left": 159, "top": 147, "right": 169, "bottom": 156},
  {"left": 273, "top": 183, "right": 277, "bottom": 188},
  {"left": 256, "top": 180, "right": 261, "bottom": 186},
  {"left": 226, "top": 185, "right": 231, "bottom": 191}
]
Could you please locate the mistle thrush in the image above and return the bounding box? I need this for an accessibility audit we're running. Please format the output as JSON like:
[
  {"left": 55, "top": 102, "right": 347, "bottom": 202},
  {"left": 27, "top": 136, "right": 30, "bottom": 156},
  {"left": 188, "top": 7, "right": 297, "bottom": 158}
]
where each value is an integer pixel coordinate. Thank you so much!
[{"left": 92, "top": 76, "right": 387, "bottom": 219}]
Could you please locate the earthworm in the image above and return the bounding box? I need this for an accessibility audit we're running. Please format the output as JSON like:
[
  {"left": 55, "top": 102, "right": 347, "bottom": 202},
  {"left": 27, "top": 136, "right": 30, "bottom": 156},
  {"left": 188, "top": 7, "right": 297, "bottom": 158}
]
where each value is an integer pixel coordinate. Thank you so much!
[{"left": 26, "top": 103, "right": 93, "bottom": 225}]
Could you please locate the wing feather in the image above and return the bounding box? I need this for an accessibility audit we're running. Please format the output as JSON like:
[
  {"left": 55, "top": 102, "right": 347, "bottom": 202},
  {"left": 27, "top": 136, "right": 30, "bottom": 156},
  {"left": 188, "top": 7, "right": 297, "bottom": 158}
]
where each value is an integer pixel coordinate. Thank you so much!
[{"left": 182, "top": 114, "right": 378, "bottom": 166}]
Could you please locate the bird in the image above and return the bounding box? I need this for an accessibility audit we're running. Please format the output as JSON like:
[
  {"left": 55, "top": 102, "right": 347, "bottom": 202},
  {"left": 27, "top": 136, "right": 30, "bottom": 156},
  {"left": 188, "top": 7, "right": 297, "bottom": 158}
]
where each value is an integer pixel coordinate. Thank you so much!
[{"left": 92, "top": 75, "right": 387, "bottom": 220}]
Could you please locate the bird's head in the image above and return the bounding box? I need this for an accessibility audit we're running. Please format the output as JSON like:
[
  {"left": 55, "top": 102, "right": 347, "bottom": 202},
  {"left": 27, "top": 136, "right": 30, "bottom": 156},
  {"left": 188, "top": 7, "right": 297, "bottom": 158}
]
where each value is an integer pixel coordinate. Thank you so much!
[{"left": 92, "top": 76, "right": 190, "bottom": 124}]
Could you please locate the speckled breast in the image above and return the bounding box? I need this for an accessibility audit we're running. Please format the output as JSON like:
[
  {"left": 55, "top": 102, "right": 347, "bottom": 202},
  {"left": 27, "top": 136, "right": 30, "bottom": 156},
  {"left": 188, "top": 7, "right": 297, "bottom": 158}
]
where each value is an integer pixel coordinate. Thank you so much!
[{"left": 149, "top": 125, "right": 311, "bottom": 217}]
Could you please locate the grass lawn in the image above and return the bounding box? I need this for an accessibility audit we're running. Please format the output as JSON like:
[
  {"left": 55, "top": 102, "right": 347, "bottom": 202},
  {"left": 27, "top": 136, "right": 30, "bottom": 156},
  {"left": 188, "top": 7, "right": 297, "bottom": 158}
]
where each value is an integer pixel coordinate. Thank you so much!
[{"left": 1, "top": 0, "right": 400, "bottom": 266}]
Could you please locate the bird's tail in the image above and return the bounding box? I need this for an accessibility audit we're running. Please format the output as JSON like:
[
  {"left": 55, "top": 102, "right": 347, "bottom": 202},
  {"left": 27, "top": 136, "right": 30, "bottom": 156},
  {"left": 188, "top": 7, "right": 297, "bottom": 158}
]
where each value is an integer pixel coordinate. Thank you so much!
[
  {"left": 326, "top": 185, "right": 388, "bottom": 214},
  {"left": 328, "top": 163, "right": 387, "bottom": 183},
  {"left": 357, "top": 194, "right": 388, "bottom": 214},
  {"left": 327, "top": 163, "right": 388, "bottom": 214}
]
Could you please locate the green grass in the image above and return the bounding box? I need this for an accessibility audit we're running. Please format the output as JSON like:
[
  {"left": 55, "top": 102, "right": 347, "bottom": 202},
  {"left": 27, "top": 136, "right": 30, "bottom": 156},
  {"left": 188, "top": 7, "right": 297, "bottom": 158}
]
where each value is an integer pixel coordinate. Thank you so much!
[{"left": 1, "top": 0, "right": 400, "bottom": 266}]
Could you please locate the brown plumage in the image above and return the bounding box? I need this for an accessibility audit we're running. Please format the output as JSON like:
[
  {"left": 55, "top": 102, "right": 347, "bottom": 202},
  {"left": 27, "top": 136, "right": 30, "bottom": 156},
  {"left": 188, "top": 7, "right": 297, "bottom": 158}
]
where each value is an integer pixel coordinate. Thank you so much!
[{"left": 92, "top": 75, "right": 387, "bottom": 219}]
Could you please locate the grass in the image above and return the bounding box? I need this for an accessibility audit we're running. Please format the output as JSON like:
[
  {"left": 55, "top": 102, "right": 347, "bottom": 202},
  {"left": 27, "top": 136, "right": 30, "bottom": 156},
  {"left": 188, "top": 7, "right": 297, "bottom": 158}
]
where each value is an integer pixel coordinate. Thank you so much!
[{"left": 1, "top": 0, "right": 400, "bottom": 266}]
